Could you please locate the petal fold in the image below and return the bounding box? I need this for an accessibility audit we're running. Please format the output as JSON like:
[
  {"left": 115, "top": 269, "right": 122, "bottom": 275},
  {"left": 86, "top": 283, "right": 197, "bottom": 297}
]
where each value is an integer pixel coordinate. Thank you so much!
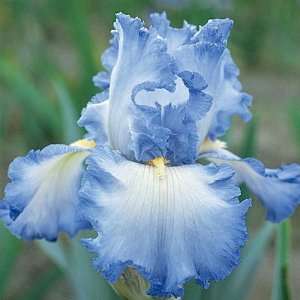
[
  {"left": 0, "top": 144, "right": 92, "bottom": 240},
  {"left": 80, "top": 147, "right": 250, "bottom": 297},
  {"left": 130, "top": 71, "right": 212, "bottom": 164},
  {"left": 78, "top": 100, "right": 109, "bottom": 144},
  {"left": 199, "top": 144, "right": 300, "bottom": 222},
  {"left": 150, "top": 12, "right": 197, "bottom": 53},
  {"left": 174, "top": 19, "right": 252, "bottom": 142}
]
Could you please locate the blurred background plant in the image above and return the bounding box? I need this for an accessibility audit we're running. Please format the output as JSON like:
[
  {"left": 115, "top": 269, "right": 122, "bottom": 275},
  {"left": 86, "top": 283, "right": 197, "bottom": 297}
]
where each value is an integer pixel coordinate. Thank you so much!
[{"left": 0, "top": 0, "right": 299, "bottom": 299}]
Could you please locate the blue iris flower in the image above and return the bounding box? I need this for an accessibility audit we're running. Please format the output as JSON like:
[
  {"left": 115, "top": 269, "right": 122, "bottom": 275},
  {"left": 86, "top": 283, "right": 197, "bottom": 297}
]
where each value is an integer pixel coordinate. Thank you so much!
[{"left": 1, "top": 12, "right": 300, "bottom": 298}]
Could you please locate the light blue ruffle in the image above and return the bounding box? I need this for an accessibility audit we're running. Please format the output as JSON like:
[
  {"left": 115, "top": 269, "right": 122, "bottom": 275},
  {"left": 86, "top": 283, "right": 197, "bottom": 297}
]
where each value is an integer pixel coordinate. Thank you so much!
[
  {"left": 0, "top": 144, "right": 91, "bottom": 241},
  {"left": 174, "top": 19, "right": 252, "bottom": 143},
  {"left": 80, "top": 147, "right": 251, "bottom": 297},
  {"left": 199, "top": 148, "right": 300, "bottom": 222},
  {"left": 150, "top": 12, "right": 197, "bottom": 53}
]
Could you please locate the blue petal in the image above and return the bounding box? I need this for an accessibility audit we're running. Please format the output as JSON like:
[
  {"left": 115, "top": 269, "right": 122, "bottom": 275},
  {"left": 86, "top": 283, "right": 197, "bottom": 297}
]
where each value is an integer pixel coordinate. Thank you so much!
[
  {"left": 93, "top": 29, "right": 118, "bottom": 91},
  {"left": 130, "top": 71, "right": 212, "bottom": 164},
  {"left": 106, "top": 13, "right": 176, "bottom": 159},
  {"left": 93, "top": 71, "right": 110, "bottom": 90},
  {"left": 0, "top": 144, "right": 91, "bottom": 241},
  {"left": 193, "top": 18, "right": 233, "bottom": 45},
  {"left": 199, "top": 146, "right": 300, "bottom": 222},
  {"left": 150, "top": 12, "right": 197, "bottom": 53},
  {"left": 207, "top": 50, "right": 252, "bottom": 139},
  {"left": 78, "top": 100, "right": 109, "bottom": 144},
  {"left": 101, "top": 29, "right": 119, "bottom": 72},
  {"left": 174, "top": 19, "right": 252, "bottom": 143},
  {"left": 80, "top": 147, "right": 251, "bottom": 297}
]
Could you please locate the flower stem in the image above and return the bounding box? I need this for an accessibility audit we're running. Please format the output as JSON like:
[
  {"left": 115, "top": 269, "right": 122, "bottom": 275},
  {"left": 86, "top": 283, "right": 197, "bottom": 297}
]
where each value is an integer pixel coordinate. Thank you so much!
[{"left": 272, "top": 220, "right": 292, "bottom": 300}]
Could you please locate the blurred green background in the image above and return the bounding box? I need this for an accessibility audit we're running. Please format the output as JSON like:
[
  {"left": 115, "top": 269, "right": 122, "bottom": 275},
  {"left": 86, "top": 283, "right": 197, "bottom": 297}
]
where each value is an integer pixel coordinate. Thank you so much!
[{"left": 0, "top": 0, "right": 299, "bottom": 299}]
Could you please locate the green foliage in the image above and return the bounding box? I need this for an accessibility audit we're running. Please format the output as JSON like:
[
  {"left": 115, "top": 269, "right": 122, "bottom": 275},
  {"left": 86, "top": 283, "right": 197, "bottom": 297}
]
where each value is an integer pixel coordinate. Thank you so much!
[
  {"left": 288, "top": 101, "right": 300, "bottom": 151},
  {"left": 53, "top": 79, "right": 82, "bottom": 143},
  {"left": 272, "top": 221, "right": 292, "bottom": 300},
  {"left": 0, "top": 223, "right": 22, "bottom": 296},
  {"left": 240, "top": 116, "right": 258, "bottom": 158},
  {"left": 20, "top": 267, "right": 63, "bottom": 300},
  {"left": 239, "top": 117, "right": 258, "bottom": 200},
  {"left": 38, "top": 237, "right": 120, "bottom": 300},
  {"left": 0, "top": 58, "right": 61, "bottom": 141}
]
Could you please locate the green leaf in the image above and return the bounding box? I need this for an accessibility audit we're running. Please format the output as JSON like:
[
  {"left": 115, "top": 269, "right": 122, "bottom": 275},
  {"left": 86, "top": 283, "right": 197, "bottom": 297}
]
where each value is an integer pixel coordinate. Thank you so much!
[
  {"left": 66, "top": 0, "right": 96, "bottom": 77},
  {"left": 240, "top": 116, "right": 258, "bottom": 158},
  {"left": 223, "top": 222, "right": 275, "bottom": 300},
  {"left": 66, "top": 238, "right": 120, "bottom": 300},
  {"left": 184, "top": 281, "right": 203, "bottom": 300},
  {"left": 53, "top": 80, "right": 81, "bottom": 143},
  {"left": 272, "top": 221, "right": 291, "bottom": 300},
  {"left": 288, "top": 101, "right": 300, "bottom": 150},
  {"left": 0, "top": 223, "right": 22, "bottom": 296},
  {"left": 0, "top": 58, "right": 61, "bottom": 136},
  {"left": 38, "top": 236, "right": 120, "bottom": 300},
  {"left": 37, "top": 239, "right": 68, "bottom": 270},
  {"left": 62, "top": 0, "right": 97, "bottom": 106}
]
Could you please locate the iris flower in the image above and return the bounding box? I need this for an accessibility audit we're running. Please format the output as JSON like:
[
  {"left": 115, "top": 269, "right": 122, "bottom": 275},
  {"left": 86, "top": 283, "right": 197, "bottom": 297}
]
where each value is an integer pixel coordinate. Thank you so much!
[{"left": 1, "top": 12, "right": 300, "bottom": 298}]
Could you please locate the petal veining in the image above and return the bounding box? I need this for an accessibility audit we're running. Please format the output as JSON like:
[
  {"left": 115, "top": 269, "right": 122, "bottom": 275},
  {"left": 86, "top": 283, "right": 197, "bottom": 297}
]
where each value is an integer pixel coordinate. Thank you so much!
[
  {"left": 80, "top": 147, "right": 250, "bottom": 297},
  {"left": 0, "top": 144, "right": 92, "bottom": 240}
]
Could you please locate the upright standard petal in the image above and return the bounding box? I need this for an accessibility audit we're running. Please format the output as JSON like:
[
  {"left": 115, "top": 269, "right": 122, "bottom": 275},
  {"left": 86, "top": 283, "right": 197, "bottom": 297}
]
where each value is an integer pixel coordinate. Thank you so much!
[
  {"left": 101, "top": 29, "right": 119, "bottom": 73},
  {"left": 150, "top": 12, "right": 197, "bottom": 54},
  {"left": 80, "top": 147, "right": 251, "bottom": 297},
  {"left": 92, "top": 29, "right": 118, "bottom": 96},
  {"left": 107, "top": 13, "right": 176, "bottom": 158},
  {"left": 174, "top": 19, "right": 252, "bottom": 143},
  {"left": 0, "top": 142, "right": 94, "bottom": 241},
  {"left": 199, "top": 142, "right": 300, "bottom": 222}
]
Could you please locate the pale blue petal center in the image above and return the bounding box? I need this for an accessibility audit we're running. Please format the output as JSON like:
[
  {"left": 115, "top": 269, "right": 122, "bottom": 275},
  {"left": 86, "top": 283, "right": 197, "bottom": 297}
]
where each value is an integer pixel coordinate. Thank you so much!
[
  {"left": 0, "top": 144, "right": 91, "bottom": 240},
  {"left": 80, "top": 147, "right": 250, "bottom": 297}
]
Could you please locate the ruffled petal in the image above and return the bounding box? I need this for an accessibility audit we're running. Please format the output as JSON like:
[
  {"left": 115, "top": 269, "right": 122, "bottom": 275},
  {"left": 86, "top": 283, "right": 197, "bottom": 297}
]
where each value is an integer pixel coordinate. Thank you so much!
[
  {"left": 0, "top": 143, "right": 93, "bottom": 241},
  {"left": 206, "top": 50, "right": 252, "bottom": 139},
  {"left": 78, "top": 100, "right": 109, "bottom": 144},
  {"left": 80, "top": 147, "right": 251, "bottom": 297},
  {"left": 93, "top": 29, "right": 118, "bottom": 93},
  {"left": 107, "top": 13, "right": 176, "bottom": 158},
  {"left": 130, "top": 71, "right": 212, "bottom": 164},
  {"left": 101, "top": 29, "right": 119, "bottom": 72},
  {"left": 150, "top": 12, "right": 197, "bottom": 53},
  {"left": 199, "top": 143, "right": 300, "bottom": 222},
  {"left": 93, "top": 71, "right": 110, "bottom": 90},
  {"left": 174, "top": 19, "right": 252, "bottom": 143}
]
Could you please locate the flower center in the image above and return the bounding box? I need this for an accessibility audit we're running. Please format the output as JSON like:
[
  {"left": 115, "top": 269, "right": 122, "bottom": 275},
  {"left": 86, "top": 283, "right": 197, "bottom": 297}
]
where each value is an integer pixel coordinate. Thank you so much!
[
  {"left": 71, "top": 139, "right": 96, "bottom": 149},
  {"left": 199, "top": 138, "right": 227, "bottom": 153},
  {"left": 148, "top": 157, "right": 168, "bottom": 178}
]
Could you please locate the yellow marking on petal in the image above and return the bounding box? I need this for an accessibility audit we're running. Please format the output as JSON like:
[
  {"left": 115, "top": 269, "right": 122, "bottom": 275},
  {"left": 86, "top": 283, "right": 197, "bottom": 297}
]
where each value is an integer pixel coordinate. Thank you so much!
[
  {"left": 148, "top": 157, "right": 168, "bottom": 178},
  {"left": 199, "top": 139, "right": 227, "bottom": 153},
  {"left": 71, "top": 139, "right": 96, "bottom": 149}
]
